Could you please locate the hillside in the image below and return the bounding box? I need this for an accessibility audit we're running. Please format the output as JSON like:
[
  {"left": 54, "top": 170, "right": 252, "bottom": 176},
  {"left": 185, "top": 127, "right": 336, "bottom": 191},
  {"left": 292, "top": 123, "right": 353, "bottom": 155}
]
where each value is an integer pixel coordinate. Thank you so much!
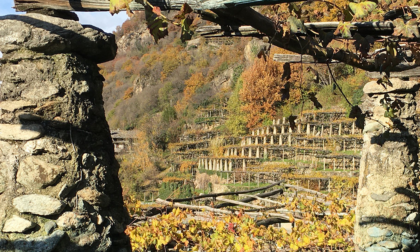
[{"left": 100, "top": 14, "right": 368, "bottom": 199}]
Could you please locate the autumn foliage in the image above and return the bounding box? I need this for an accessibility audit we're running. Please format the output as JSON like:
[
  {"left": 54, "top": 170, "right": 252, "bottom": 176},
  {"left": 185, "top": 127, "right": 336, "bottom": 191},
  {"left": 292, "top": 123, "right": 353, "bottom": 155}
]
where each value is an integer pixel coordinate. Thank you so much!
[{"left": 240, "top": 58, "right": 286, "bottom": 128}]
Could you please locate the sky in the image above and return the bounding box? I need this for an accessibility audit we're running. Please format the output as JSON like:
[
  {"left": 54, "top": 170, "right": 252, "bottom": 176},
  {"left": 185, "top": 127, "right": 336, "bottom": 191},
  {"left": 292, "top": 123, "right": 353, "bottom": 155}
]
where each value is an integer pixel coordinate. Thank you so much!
[{"left": 0, "top": 0, "right": 128, "bottom": 33}]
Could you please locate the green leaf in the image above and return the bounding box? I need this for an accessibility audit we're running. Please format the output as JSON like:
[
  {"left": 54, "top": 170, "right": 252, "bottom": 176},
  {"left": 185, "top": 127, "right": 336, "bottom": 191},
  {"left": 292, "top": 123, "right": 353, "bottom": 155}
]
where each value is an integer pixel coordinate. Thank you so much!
[
  {"left": 349, "top": 1, "right": 377, "bottom": 19},
  {"left": 145, "top": 3, "right": 168, "bottom": 43},
  {"left": 393, "top": 18, "right": 420, "bottom": 38},
  {"left": 175, "top": 3, "right": 195, "bottom": 42},
  {"left": 109, "top": 0, "right": 132, "bottom": 16},
  {"left": 334, "top": 22, "right": 352, "bottom": 38},
  {"left": 287, "top": 16, "right": 306, "bottom": 34},
  {"left": 353, "top": 33, "right": 374, "bottom": 57}
]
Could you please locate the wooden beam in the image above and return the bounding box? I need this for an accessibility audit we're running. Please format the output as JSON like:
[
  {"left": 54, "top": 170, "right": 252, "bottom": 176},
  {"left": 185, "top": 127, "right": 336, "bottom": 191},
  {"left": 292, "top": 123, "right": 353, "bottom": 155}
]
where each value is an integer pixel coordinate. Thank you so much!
[
  {"left": 12, "top": 0, "right": 336, "bottom": 12},
  {"left": 366, "top": 67, "right": 420, "bottom": 78},
  {"left": 273, "top": 54, "right": 339, "bottom": 63}
]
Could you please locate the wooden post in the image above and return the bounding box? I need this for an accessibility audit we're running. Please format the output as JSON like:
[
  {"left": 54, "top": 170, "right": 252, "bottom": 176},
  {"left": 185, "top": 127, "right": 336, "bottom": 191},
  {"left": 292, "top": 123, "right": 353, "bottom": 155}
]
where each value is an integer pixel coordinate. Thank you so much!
[
  {"left": 279, "top": 135, "right": 283, "bottom": 145},
  {"left": 225, "top": 159, "right": 228, "bottom": 171},
  {"left": 288, "top": 134, "right": 291, "bottom": 146},
  {"left": 270, "top": 135, "right": 274, "bottom": 144},
  {"left": 264, "top": 147, "right": 267, "bottom": 158},
  {"left": 329, "top": 124, "right": 332, "bottom": 136},
  {"left": 241, "top": 148, "right": 245, "bottom": 157},
  {"left": 243, "top": 159, "right": 246, "bottom": 171},
  {"left": 249, "top": 148, "right": 252, "bottom": 158},
  {"left": 321, "top": 125, "right": 324, "bottom": 137},
  {"left": 333, "top": 159, "right": 336, "bottom": 171},
  {"left": 339, "top": 123, "right": 342, "bottom": 136},
  {"left": 229, "top": 160, "right": 232, "bottom": 171},
  {"left": 328, "top": 179, "right": 331, "bottom": 192},
  {"left": 298, "top": 124, "right": 301, "bottom": 133},
  {"left": 252, "top": 130, "right": 255, "bottom": 136},
  {"left": 273, "top": 126, "right": 277, "bottom": 134},
  {"left": 306, "top": 123, "right": 310, "bottom": 135},
  {"left": 256, "top": 147, "right": 260, "bottom": 158},
  {"left": 323, "top": 158, "right": 326, "bottom": 170},
  {"left": 352, "top": 121, "right": 355, "bottom": 135},
  {"left": 258, "top": 173, "right": 260, "bottom": 187},
  {"left": 255, "top": 137, "right": 259, "bottom": 145}
]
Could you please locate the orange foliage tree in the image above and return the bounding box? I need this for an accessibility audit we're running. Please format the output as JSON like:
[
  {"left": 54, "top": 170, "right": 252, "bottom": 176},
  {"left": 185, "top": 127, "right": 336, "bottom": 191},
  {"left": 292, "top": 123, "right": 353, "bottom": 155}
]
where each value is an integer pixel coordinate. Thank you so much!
[
  {"left": 175, "top": 72, "right": 205, "bottom": 112},
  {"left": 240, "top": 58, "right": 286, "bottom": 128}
]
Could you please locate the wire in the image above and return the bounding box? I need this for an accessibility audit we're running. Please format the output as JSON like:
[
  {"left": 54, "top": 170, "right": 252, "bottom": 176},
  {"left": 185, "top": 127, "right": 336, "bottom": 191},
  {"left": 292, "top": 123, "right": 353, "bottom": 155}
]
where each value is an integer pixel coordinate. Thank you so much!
[{"left": 326, "top": 62, "right": 353, "bottom": 107}]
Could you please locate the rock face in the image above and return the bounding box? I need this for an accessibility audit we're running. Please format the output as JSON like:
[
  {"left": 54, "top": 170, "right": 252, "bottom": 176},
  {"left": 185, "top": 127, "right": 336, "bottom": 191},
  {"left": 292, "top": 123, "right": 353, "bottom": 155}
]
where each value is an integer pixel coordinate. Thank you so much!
[
  {"left": 355, "top": 78, "right": 420, "bottom": 251},
  {"left": 0, "top": 13, "right": 130, "bottom": 252}
]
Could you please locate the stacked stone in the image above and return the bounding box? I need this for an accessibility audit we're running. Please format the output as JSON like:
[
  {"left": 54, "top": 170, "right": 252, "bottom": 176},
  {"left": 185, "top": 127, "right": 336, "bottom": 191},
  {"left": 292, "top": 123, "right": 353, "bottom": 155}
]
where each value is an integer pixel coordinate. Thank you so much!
[
  {"left": 355, "top": 78, "right": 420, "bottom": 252},
  {"left": 0, "top": 13, "right": 130, "bottom": 251}
]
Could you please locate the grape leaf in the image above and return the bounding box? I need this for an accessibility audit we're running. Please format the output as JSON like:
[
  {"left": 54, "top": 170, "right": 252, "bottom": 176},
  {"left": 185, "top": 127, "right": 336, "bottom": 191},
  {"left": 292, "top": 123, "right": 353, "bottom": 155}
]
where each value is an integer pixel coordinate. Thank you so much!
[
  {"left": 175, "top": 3, "right": 195, "bottom": 42},
  {"left": 109, "top": 0, "right": 133, "bottom": 16},
  {"left": 319, "top": 30, "right": 334, "bottom": 48},
  {"left": 349, "top": 1, "right": 377, "bottom": 19},
  {"left": 353, "top": 33, "right": 374, "bottom": 57},
  {"left": 334, "top": 22, "right": 352, "bottom": 38},
  {"left": 287, "top": 16, "right": 306, "bottom": 34},
  {"left": 393, "top": 18, "right": 420, "bottom": 38},
  {"left": 145, "top": 2, "right": 168, "bottom": 43}
]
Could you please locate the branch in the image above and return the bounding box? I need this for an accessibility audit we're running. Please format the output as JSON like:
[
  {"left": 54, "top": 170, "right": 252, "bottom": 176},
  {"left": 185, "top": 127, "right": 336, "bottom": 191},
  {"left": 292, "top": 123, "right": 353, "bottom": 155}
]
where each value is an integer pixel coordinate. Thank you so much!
[
  {"left": 214, "top": 6, "right": 418, "bottom": 72},
  {"left": 166, "top": 180, "right": 284, "bottom": 202},
  {"left": 284, "top": 184, "right": 327, "bottom": 198},
  {"left": 214, "top": 188, "right": 284, "bottom": 208}
]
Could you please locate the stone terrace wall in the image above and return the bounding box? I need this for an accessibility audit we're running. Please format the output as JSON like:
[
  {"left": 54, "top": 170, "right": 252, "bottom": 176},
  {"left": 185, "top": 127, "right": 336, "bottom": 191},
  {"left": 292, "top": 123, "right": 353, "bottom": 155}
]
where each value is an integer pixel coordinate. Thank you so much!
[{"left": 0, "top": 14, "right": 130, "bottom": 252}]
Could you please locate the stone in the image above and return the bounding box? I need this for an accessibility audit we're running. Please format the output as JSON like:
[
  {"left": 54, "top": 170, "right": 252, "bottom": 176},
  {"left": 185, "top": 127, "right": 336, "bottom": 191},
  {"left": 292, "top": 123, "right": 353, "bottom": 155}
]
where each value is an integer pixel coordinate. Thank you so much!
[
  {"left": 58, "top": 183, "right": 76, "bottom": 199},
  {"left": 0, "top": 171, "right": 5, "bottom": 194},
  {"left": 370, "top": 192, "right": 396, "bottom": 202},
  {"left": 17, "top": 113, "right": 43, "bottom": 121},
  {"left": 402, "top": 232, "right": 417, "bottom": 239},
  {"left": 0, "top": 124, "right": 44, "bottom": 141},
  {"left": 367, "top": 227, "right": 393, "bottom": 237},
  {"left": 405, "top": 212, "right": 419, "bottom": 222},
  {"left": 2, "top": 215, "right": 36, "bottom": 233},
  {"left": 81, "top": 153, "right": 97, "bottom": 168},
  {"left": 390, "top": 203, "right": 415, "bottom": 211},
  {"left": 363, "top": 79, "right": 419, "bottom": 94},
  {"left": 0, "top": 14, "right": 116, "bottom": 63},
  {"left": 366, "top": 246, "right": 392, "bottom": 252},
  {"left": 13, "top": 194, "right": 66, "bottom": 216},
  {"left": 21, "top": 84, "right": 59, "bottom": 101},
  {"left": 56, "top": 212, "right": 86, "bottom": 229},
  {"left": 17, "top": 156, "right": 66, "bottom": 189},
  {"left": 77, "top": 187, "right": 110, "bottom": 207},
  {"left": 77, "top": 232, "right": 100, "bottom": 247},
  {"left": 378, "top": 241, "right": 400, "bottom": 250},
  {"left": 13, "top": 230, "right": 65, "bottom": 252},
  {"left": 401, "top": 238, "right": 418, "bottom": 248},
  {"left": 44, "top": 221, "right": 57, "bottom": 235},
  {"left": 0, "top": 100, "right": 36, "bottom": 112},
  {"left": 23, "top": 138, "right": 63, "bottom": 155}
]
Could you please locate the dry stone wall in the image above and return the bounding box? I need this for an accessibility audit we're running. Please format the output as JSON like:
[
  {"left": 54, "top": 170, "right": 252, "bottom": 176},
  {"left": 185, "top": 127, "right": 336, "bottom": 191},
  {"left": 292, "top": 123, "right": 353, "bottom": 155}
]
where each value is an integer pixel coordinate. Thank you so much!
[
  {"left": 0, "top": 13, "right": 130, "bottom": 252},
  {"left": 355, "top": 78, "right": 420, "bottom": 251}
]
